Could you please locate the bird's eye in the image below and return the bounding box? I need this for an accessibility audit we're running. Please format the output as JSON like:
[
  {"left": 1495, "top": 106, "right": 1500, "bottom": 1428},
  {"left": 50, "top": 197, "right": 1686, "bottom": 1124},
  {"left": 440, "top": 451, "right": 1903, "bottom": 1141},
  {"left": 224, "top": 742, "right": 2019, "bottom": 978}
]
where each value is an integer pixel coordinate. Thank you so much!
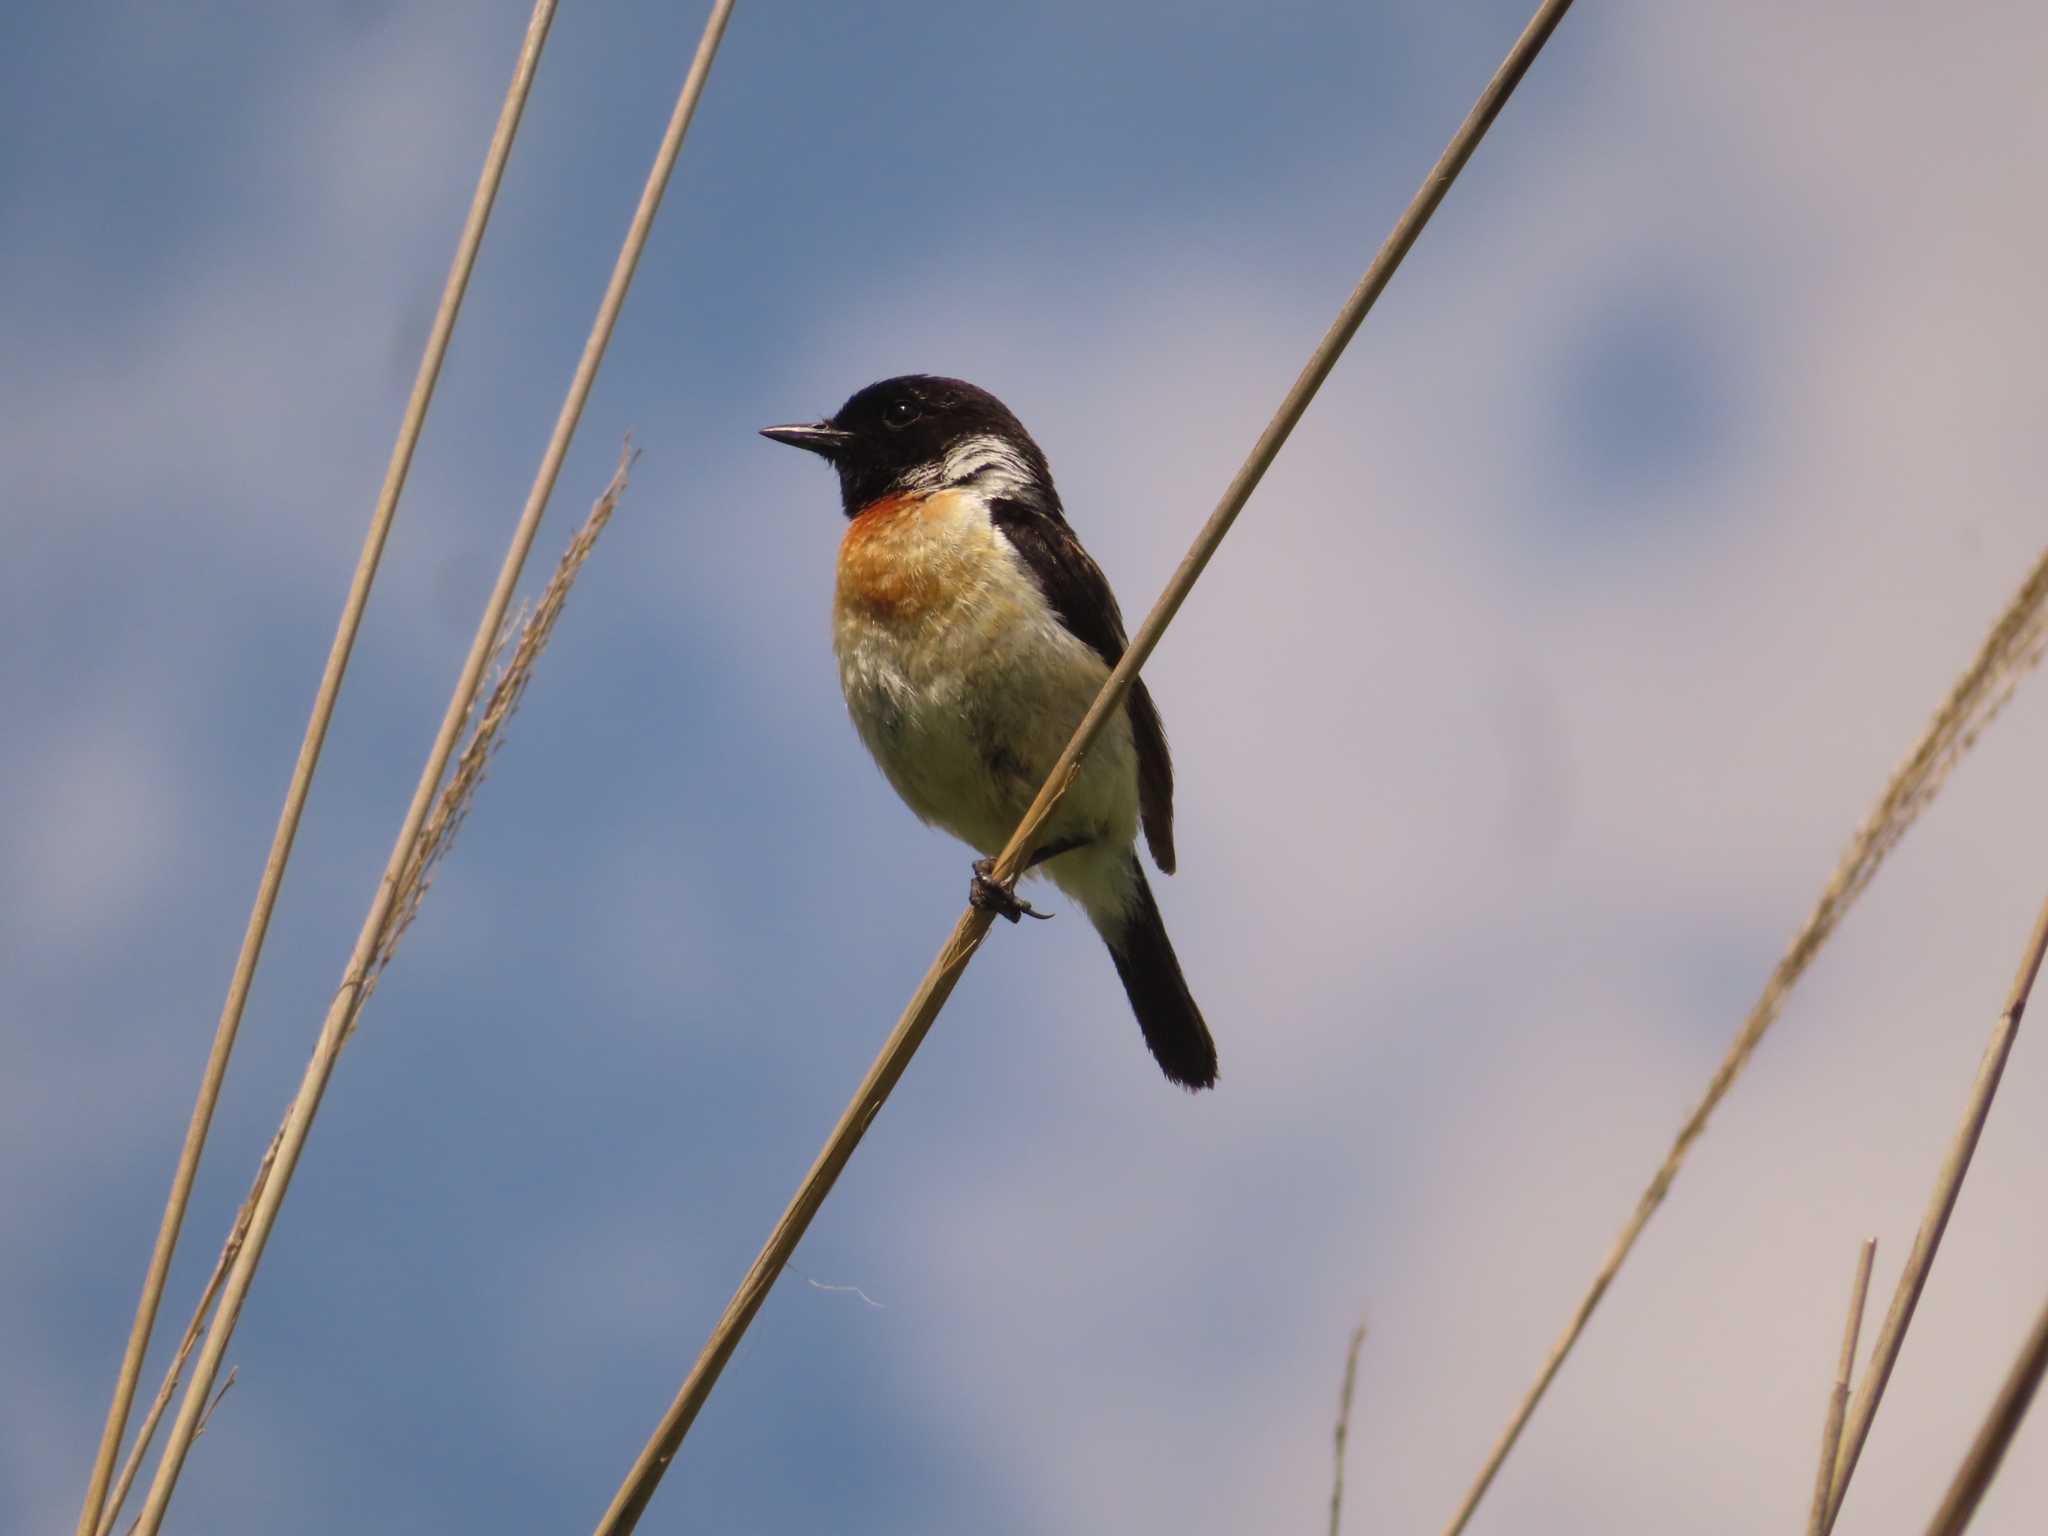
[{"left": 883, "top": 398, "right": 922, "bottom": 429}]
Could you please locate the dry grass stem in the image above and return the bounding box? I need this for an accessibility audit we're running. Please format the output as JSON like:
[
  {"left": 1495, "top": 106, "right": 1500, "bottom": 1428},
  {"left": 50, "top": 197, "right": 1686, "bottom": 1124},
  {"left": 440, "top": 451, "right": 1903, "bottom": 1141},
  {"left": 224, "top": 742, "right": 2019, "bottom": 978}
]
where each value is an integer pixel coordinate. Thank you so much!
[
  {"left": 593, "top": 5, "right": 1579, "bottom": 1532},
  {"left": 129, "top": 335, "right": 666, "bottom": 1536},
  {"left": 93, "top": 1131, "right": 281, "bottom": 1536},
  {"left": 118, "top": 1371, "right": 234, "bottom": 1536},
  {"left": 1821, "top": 889, "right": 2048, "bottom": 1532},
  {"left": 72, "top": 9, "right": 562, "bottom": 1530},
  {"left": 1330, "top": 1321, "right": 1368, "bottom": 1536},
  {"left": 1442, "top": 546, "right": 2048, "bottom": 1536},
  {"left": 364, "top": 442, "right": 639, "bottom": 1013},
  {"left": 1922, "top": 1292, "right": 2048, "bottom": 1536},
  {"left": 1807, "top": 1238, "right": 1876, "bottom": 1536},
  {"left": 192, "top": 1368, "right": 237, "bottom": 1443},
  {"left": 91, "top": 441, "right": 626, "bottom": 1534},
  {"left": 123, "top": 5, "right": 730, "bottom": 1521},
  {"left": 106, "top": 446, "right": 629, "bottom": 1536}
]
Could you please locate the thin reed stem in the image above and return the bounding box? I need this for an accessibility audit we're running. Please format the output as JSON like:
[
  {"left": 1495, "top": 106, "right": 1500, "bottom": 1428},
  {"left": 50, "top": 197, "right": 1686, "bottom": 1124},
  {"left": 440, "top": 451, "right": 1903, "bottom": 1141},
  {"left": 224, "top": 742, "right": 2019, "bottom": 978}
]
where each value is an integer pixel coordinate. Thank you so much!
[
  {"left": 1922, "top": 1292, "right": 2048, "bottom": 1536},
  {"left": 369, "top": 442, "right": 639, "bottom": 1001},
  {"left": 114, "top": 1373, "right": 236, "bottom": 1536},
  {"left": 1441, "top": 547, "right": 2048, "bottom": 1536},
  {"left": 1331, "top": 1322, "right": 1368, "bottom": 1536},
  {"left": 191, "top": 1369, "right": 237, "bottom": 1445},
  {"left": 1821, "top": 890, "right": 2048, "bottom": 1532},
  {"left": 92, "top": 1130, "right": 281, "bottom": 1536},
  {"left": 1808, "top": 1239, "right": 1876, "bottom": 1536},
  {"left": 123, "top": 7, "right": 733, "bottom": 1530},
  {"left": 72, "top": 9, "right": 561, "bottom": 1532},
  {"left": 592, "top": 5, "right": 1578, "bottom": 1531},
  {"left": 94, "top": 442, "right": 628, "bottom": 1536}
]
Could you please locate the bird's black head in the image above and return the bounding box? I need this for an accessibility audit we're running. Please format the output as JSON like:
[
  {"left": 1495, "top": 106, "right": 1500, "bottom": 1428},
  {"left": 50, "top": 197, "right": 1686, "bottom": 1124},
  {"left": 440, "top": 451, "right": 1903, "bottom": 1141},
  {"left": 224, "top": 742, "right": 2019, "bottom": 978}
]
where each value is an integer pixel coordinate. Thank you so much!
[{"left": 761, "top": 374, "right": 1054, "bottom": 518}]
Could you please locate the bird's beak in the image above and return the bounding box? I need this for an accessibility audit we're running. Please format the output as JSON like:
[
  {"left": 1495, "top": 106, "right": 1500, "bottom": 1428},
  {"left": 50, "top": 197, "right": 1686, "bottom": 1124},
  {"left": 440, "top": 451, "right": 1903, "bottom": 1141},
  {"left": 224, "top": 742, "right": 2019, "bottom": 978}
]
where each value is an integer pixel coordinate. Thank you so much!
[{"left": 759, "top": 421, "right": 853, "bottom": 458}]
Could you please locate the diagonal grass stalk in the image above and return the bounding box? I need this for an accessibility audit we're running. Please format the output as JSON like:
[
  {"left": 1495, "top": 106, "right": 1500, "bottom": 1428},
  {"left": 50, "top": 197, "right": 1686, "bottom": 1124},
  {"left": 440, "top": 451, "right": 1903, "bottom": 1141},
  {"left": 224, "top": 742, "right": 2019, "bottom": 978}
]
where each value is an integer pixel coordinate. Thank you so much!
[
  {"left": 1822, "top": 889, "right": 2048, "bottom": 1531},
  {"left": 1443, "top": 547, "right": 2048, "bottom": 1536},
  {"left": 124, "top": 4, "right": 736, "bottom": 1529},
  {"left": 72, "top": 8, "right": 562, "bottom": 1530},
  {"left": 593, "top": 4, "right": 1581, "bottom": 1530}
]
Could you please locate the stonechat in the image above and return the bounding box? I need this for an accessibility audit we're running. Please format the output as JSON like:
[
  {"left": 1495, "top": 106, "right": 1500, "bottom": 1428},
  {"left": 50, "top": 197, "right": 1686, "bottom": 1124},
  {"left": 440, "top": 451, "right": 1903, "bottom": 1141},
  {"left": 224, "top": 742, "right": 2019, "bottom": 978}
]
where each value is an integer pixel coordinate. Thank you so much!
[{"left": 763, "top": 375, "right": 1217, "bottom": 1090}]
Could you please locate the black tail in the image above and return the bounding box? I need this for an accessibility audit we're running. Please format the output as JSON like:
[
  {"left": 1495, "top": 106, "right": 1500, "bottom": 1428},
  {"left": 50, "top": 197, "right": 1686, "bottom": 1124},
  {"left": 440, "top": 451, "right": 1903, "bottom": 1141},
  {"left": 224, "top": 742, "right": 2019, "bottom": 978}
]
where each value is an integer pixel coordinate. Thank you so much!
[{"left": 1105, "top": 862, "right": 1218, "bottom": 1091}]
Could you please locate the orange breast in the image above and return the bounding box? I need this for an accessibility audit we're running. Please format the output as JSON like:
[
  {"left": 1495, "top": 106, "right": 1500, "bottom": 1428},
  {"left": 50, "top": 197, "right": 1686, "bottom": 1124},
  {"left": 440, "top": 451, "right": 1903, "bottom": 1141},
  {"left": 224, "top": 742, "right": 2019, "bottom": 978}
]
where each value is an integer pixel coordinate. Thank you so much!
[{"left": 836, "top": 491, "right": 948, "bottom": 625}]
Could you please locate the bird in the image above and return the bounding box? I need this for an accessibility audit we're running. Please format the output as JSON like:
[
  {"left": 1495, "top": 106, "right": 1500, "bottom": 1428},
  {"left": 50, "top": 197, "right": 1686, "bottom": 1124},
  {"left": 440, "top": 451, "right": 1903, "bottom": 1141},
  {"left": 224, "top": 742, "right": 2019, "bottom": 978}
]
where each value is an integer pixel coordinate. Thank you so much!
[{"left": 761, "top": 375, "right": 1218, "bottom": 1091}]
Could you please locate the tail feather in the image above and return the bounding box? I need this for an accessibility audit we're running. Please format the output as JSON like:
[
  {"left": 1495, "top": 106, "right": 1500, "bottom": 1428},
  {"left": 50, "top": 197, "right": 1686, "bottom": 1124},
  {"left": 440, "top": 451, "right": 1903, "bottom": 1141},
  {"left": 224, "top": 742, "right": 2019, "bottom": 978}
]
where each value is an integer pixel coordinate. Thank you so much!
[{"left": 1104, "top": 863, "right": 1217, "bottom": 1091}]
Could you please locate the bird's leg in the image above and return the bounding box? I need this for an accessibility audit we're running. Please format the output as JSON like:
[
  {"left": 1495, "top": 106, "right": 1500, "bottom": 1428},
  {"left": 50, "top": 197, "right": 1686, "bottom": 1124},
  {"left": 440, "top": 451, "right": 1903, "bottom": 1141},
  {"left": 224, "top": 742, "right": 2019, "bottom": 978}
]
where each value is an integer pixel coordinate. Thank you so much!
[
  {"left": 1023, "top": 833, "right": 1091, "bottom": 871},
  {"left": 969, "top": 858, "right": 1051, "bottom": 923},
  {"left": 968, "top": 835, "right": 1093, "bottom": 923}
]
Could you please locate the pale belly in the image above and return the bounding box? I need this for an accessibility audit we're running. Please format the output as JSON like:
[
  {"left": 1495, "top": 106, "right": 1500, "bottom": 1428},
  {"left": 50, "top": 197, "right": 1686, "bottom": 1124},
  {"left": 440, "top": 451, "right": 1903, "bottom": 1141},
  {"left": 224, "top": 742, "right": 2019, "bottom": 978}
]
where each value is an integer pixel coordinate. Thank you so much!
[{"left": 835, "top": 599, "right": 1140, "bottom": 862}]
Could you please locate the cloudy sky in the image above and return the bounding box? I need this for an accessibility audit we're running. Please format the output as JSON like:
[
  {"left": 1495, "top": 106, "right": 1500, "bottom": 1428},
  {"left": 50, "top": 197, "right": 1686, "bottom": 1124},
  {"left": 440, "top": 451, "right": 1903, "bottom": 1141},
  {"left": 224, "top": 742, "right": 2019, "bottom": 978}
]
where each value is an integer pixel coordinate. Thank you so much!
[{"left": 5, "top": 2, "right": 2046, "bottom": 1532}]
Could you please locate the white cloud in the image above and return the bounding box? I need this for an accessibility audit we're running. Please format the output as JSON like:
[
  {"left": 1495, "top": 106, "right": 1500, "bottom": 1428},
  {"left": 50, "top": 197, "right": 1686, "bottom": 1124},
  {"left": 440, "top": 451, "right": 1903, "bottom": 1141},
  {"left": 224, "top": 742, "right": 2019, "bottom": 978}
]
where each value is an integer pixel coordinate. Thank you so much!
[
  {"left": 11, "top": 3, "right": 2047, "bottom": 1533},
  {"left": 780, "top": 3, "right": 2048, "bottom": 1532}
]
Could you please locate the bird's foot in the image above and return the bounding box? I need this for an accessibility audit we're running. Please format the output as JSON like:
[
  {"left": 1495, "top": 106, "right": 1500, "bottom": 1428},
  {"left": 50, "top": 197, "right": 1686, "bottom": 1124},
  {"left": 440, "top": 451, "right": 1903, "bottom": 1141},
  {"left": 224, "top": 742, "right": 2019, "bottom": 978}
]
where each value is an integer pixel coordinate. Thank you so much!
[{"left": 970, "top": 858, "right": 1052, "bottom": 923}]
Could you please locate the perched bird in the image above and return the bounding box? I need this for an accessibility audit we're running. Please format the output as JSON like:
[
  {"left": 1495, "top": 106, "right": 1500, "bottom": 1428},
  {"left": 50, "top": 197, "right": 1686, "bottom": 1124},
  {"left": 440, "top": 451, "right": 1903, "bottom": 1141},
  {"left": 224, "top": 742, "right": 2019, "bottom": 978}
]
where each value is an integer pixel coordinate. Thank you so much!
[{"left": 762, "top": 375, "right": 1218, "bottom": 1090}]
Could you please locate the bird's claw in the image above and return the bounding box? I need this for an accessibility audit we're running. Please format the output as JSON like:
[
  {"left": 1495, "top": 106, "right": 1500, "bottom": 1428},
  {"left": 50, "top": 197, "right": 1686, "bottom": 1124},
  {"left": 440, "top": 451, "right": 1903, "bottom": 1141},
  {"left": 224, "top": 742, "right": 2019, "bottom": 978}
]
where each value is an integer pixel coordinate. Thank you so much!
[{"left": 970, "top": 858, "right": 1051, "bottom": 923}]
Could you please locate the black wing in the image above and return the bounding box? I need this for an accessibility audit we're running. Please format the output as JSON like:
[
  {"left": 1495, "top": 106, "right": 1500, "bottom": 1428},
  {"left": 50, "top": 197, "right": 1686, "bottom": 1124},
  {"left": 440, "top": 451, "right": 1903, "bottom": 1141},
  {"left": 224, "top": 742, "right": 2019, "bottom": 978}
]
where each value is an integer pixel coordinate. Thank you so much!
[{"left": 988, "top": 495, "right": 1177, "bottom": 874}]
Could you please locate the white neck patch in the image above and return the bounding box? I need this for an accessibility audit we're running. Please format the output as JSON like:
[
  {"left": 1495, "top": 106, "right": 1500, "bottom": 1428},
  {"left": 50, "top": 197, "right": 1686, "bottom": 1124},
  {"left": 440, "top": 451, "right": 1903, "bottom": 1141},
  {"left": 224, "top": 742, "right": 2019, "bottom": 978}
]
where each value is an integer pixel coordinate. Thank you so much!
[{"left": 936, "top": 433, "right": 1037, "bottom": 499}]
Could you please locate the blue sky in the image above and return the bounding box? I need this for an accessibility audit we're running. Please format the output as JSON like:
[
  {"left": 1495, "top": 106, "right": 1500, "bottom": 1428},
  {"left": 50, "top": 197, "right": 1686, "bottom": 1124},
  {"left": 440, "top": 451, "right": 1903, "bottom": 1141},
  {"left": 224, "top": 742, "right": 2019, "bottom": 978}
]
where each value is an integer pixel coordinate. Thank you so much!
[{"left": 6, "top": 2, "right": 2047, "bottom": 1533}]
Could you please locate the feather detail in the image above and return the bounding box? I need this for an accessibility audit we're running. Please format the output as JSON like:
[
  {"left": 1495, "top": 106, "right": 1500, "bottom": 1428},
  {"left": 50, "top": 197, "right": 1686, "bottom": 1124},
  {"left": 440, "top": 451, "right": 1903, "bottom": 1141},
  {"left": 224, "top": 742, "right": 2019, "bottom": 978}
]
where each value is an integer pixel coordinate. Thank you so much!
[{"left": 985, "top": 495, "right": 1177, "bottom": 873}]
